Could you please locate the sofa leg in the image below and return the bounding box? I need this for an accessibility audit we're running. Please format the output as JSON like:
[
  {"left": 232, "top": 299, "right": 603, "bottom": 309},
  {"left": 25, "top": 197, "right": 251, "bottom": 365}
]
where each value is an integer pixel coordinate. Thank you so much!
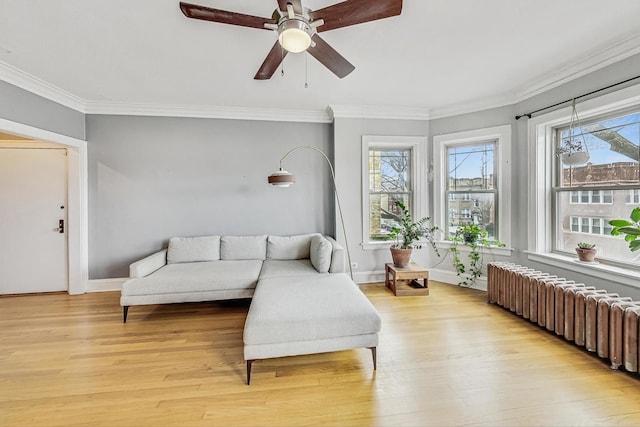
[
  {"left": 123, "top": 306, "right": 129, "bottom": 323},
  {"left": 369, "top": 347, "right": 377, "bottom": 370},
  {"left": 246, "top": 360, "right": 254, "bottom": 385}
]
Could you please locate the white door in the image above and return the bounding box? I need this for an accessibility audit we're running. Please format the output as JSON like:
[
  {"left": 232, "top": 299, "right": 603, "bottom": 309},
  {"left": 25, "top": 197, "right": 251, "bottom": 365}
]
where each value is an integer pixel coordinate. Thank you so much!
[{"left": 0, "top": 147, "right": 68, "bottom": 294}]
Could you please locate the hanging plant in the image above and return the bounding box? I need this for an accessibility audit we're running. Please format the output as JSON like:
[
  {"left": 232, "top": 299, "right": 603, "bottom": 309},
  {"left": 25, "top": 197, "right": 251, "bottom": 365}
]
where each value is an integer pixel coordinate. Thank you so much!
[
  {"left": 556, "top": 99, "right": 590, "bottom": 166},
  {"left": 449, "top": 223, "right": 504, "bottom": 287}
]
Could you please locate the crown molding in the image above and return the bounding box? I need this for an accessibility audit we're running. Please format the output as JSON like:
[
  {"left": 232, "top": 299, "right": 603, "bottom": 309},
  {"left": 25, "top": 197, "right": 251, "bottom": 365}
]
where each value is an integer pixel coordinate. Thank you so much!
[
  {"left": 428, "top": 94, "right": 515, "bottom": 120},
  {"left": 513, "top": 30, "right": 640, "bottom": 104},
  {"left": 328, "top": 105, "right": 430, "bottom": 121},
  {"left": 429, "top": 31, "right": 640, "bottom": 120},
  {"left": 0, "top": 60, "right": 86, "bottom": 113},
  {"left": 85, "top": 101, "right": 332, "bottom": 123}
]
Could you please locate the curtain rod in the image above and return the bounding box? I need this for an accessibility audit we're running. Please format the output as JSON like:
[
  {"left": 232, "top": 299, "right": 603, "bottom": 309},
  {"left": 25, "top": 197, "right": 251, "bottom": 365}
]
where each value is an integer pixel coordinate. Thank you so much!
[{"left": 514, "top": 75, "right": 640, "bottom": 120}]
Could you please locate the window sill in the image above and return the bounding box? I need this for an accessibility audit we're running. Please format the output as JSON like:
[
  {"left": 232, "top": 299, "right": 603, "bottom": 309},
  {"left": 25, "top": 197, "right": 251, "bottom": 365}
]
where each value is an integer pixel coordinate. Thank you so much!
[
  {"left": 525, "top": 251, "right": 640, "bottom": 289},
  {"left": 435, "top": 240, "right": 514, "bottom": 257}
]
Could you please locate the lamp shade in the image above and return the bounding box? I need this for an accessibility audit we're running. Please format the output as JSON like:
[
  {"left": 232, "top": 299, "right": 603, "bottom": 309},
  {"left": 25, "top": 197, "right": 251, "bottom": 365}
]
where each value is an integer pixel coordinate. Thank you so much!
[
  {"left": 278, "top": 19, "right": 312, "bottom": 53},
  {"left": 268, "top": 169, "right": 296, "bottom": 187}
]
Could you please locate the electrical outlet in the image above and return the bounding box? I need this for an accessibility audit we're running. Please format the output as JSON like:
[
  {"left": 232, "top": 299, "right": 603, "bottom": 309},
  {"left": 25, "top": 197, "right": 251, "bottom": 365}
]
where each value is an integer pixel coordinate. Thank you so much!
[{"left": 351, "top": 262, "right": 358, "bottom": 269}]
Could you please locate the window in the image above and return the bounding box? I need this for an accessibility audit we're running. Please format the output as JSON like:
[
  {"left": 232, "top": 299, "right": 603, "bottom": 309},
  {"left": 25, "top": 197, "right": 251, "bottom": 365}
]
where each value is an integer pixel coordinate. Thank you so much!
[
  {"left": 362, "top": 136, "right": 425, "bottom": 247},
  {"left": 433, "top": 125, "right": 511, "bottom": 248},
  {"left": 553, "top": 109, "right": 640, "bottom": 263},
  {"left": 529, "top": 84, "right": 640, "bottom": 279}
]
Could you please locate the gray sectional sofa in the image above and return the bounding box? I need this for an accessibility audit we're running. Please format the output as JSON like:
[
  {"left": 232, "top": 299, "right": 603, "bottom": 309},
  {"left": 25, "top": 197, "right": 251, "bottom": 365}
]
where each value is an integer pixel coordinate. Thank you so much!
[{"left": 120, "top": 233, "right": 382, "bottom": 384}]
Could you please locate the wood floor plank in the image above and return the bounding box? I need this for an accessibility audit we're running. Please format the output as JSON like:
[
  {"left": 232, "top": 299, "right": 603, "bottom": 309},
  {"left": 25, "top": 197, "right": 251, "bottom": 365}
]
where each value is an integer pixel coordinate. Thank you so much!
[{"left": 1, "top": 282, "right": 639, "bottom": 426}]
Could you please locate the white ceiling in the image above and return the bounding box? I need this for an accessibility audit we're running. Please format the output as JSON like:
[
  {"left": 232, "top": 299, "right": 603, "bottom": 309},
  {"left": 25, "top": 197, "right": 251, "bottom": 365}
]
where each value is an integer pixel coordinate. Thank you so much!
[{"left": 1, "top": 0, "right": 640, "bottom": 120}]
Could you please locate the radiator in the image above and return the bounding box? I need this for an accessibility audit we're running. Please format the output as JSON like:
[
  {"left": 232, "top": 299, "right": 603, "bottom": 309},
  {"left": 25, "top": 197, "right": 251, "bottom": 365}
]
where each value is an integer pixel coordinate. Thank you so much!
[{"left": 487, "top": 262, "right": 640, "bottom": 374}]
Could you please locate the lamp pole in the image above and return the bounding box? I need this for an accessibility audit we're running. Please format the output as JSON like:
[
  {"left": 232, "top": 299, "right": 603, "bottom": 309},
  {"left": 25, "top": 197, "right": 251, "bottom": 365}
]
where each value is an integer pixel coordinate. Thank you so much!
[{"left": 272, "top": 145, "right": 353, "bottom": 279}]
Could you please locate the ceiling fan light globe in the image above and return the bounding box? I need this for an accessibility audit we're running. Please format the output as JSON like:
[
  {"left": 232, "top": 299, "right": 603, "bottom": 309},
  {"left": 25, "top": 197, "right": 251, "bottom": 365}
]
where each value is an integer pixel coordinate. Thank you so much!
[{"left": 278, "top": 20, "right": 312, "bottom": 53}]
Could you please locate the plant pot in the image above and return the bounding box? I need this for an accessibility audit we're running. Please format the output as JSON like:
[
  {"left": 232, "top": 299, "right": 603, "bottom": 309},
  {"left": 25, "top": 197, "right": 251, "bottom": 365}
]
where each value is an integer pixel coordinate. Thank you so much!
[
  {"left": 561, "top": 151, "right": 590, "bottom": 165},
  {"left": 576, "top": 247, "right": 597, "bottom": 262},
  {"left": 463, "top": 232, "right": 477, "bottom": 244},
  {"left": 390, "top": 247, "right": 413, "bottom": 268}
]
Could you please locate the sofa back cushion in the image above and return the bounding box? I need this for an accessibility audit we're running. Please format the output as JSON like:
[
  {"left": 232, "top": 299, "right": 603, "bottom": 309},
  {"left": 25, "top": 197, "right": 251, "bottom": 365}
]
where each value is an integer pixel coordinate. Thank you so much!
[
  {"left": 310, "top": 234, "right": 332, "bottom": 273},
  {"left": 220, "top": 235, "right": 267, "bottom": 260},
  {"left": 266, "top": 234, "right": 319, "bottom": 260},
  {"left": 167, "top": 236, "right": 220, "bottom": 264}
]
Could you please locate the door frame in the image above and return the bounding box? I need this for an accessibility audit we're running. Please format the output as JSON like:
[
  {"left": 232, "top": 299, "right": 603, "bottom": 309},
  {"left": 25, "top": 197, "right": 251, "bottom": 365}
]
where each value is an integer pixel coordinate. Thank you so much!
[{"left": 0, "top": 118, "right": 88, "bottom": 295}]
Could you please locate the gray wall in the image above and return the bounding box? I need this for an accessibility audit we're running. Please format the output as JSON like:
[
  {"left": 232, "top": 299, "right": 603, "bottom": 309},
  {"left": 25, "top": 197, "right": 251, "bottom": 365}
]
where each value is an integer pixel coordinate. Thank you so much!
[
  {"left": 0, "top": 81, "right": 85, "bottom": 140},
  {"left": 87, "top": 115, "right": 333, "bottom": 278}
]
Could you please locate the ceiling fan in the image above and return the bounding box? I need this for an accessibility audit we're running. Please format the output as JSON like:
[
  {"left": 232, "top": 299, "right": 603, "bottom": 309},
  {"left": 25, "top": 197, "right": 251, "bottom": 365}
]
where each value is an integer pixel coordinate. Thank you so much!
[{"left": 179, "top": 0, "right": 403, "bottom": 80}]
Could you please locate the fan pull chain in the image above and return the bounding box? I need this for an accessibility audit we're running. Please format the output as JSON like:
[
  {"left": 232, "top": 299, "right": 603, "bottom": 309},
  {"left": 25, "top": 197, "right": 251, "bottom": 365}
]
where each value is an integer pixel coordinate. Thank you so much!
[
  {"left": 280, "top": 42, "right": 284, "bottom": 77},
  {"left": 304, "top": 53, "right": 308, "bottom": 88}
]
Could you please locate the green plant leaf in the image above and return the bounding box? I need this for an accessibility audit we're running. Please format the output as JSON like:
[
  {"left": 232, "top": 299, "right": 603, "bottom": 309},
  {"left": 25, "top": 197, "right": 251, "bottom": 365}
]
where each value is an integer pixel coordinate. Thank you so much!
[
  {"left": 631, "top": 207, "right": 640, "bottom": 223},
  {"left": 630, "top": 240, "right": 640, "bottom": 251},
  {"left": 618, "top": 227, "right": 640, "bottom": 236},
  {"left": 608, "top": 219, "right": 632, "bottom": 227},
  {"left": 625, "top": 234, "right": 638, "bottom": 242}
]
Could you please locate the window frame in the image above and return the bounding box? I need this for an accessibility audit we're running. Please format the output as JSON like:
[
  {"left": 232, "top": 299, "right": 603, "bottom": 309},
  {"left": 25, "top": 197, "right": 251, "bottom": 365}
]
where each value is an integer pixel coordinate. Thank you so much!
[
  {"left": 433, "top": 125, "right": 512, "bottom": 251},
  {"left": 361, "top": 135, "right": 426, "bottom": 249},
  {"left": 527, "top": 83, "right": 640, "bottom": 286}
]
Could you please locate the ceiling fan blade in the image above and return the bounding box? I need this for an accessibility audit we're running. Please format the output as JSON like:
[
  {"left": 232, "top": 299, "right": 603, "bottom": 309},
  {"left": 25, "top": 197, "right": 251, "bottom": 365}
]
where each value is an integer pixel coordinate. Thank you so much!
[
  {"left": 277, "top": 0, "right": 303, "bottom": 15},
  {"left": 309, "top": 0, "right": 402, "bottom": 32},
  {"left": 254, "top": 41, "right": 288, "bottom": 80},
  {"left": 179, "top": 2, "right": 275, "bottom": 30},
  {"left": 307, "top": 34, "right": 355, "bottom": 79}
]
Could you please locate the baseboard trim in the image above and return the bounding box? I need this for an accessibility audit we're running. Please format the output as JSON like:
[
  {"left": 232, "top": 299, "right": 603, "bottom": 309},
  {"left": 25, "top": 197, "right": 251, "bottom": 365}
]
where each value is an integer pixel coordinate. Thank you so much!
[{"left": 86, "top": 278, "right": 126, "bottom": 293}]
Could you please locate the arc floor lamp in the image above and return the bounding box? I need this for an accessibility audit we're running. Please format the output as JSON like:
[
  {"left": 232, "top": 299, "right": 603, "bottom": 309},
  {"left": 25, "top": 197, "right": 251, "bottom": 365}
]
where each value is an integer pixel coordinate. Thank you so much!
[{"left": 267, "top": 146, "right": 353, "bottom": 279}]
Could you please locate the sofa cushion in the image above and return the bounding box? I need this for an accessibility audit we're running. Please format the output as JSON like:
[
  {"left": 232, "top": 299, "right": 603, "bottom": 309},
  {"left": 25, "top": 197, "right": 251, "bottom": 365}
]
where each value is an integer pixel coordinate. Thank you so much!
[
  {"left": 310, "top": 235, "right": 332, "bottom": 273},
  {"left": 220, "top": 235, "right": 267, "bottom": 260},
  {"left": 259, "top": 259, "right": 321, "bottom": 280},
  {"left": 244, "top": 273, "right": 381, "bottom": 345},
  {"left": 167, "top": 236, "right": 220, "bottom": 264},
  {"left": 266, "top": 234, "right": 319, "bottom": 260},
  {"left": 121, "top": 260, "right": 262, "bottom": 296}
]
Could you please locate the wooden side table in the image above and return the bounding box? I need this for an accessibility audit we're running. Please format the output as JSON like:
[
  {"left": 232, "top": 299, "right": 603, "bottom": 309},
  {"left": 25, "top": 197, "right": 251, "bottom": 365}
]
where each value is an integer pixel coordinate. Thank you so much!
[{"left": 385, "top": 263, "right": 429, "bottom": 296}]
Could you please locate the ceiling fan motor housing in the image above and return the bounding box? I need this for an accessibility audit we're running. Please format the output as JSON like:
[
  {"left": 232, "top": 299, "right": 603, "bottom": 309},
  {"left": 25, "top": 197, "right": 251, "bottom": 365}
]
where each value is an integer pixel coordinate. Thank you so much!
[{"left": 277, "top": 18, "right": 313, "bottom": 53}]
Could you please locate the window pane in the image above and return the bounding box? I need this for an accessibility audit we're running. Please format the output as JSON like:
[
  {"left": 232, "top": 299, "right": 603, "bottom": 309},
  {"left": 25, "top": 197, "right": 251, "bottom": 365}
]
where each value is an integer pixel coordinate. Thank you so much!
[
  {"left": 556, "top": 189, "right": 638, "bottom": 263},
  {"left": 448, "top": 142, "right": 495, "bottom": 191},
  {"left": 447, "top": 192, "right": 497, "bottom": 240},
  {"left": 369, "top": 149, "right": 410, "bottom": 192},
  {"left": 580, "top": 217, "right": 589, "bottom": 233},
  {"left": 591, "top": 191, "right": 600, "bottom": 203},
  {"left": 571, "top": 191, "right": 579, "bottom": 203},
  {"left": 581, "top": 192, "right": 589, "bottom": 203},
  {"left": 559, "top": 111, "right": 639, "bottom": 188},
  {"left": 369, "top": 193, "right": 410, "bottom": 241}
]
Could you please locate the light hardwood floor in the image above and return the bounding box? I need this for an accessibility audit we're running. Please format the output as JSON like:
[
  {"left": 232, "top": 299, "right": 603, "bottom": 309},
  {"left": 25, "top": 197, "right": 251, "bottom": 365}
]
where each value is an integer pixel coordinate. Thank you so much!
[{"left": 1, "top": 282, "right": 639, "bottom": 427}]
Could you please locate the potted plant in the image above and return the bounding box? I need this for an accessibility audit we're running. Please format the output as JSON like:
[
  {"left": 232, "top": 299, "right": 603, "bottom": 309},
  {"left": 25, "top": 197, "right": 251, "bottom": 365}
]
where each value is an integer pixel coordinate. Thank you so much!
[
  {"left": 449, "top": 223, "right": 503, "bottom": 287},
  {"left": 609, "top": 207, "right": 640, "bottom": 252},
  {"left": 575, "top": 242, "right": 597, "bottom": 262},
  {"left": 385, "top": 200, "right": 440, "bottom": 268}
]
